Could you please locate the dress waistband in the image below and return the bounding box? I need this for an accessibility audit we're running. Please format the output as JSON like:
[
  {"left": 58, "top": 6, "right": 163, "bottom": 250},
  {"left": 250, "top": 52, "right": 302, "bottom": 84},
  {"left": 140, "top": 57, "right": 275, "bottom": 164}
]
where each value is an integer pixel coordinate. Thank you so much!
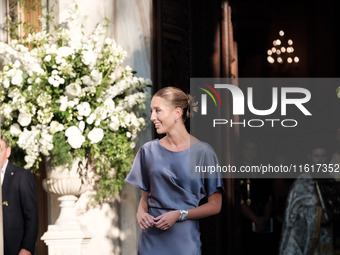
[{"left": 149, "top": 206, "right": 177, "bottom": 211}]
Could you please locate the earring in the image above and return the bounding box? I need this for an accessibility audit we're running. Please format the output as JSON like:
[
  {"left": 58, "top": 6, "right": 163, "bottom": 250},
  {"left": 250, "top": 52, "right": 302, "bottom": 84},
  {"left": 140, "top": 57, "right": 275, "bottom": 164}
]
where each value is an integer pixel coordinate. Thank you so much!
[{"left": 174, "top": 118, "right": 178, "bottom": 123}]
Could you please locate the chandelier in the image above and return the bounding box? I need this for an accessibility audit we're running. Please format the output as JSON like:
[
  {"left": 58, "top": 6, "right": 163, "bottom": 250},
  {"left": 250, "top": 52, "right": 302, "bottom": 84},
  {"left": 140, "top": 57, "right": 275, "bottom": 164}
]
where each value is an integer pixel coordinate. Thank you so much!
[{"left": 267, "top": 30, "right": 299, "bottom": 64}]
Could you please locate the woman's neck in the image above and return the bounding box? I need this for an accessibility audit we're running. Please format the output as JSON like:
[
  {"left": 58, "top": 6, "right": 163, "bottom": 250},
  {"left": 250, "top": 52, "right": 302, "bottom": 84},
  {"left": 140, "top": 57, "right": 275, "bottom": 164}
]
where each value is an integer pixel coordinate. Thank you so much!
[{"left": 161, "top": 126, "right": 191, "bottom": 151}]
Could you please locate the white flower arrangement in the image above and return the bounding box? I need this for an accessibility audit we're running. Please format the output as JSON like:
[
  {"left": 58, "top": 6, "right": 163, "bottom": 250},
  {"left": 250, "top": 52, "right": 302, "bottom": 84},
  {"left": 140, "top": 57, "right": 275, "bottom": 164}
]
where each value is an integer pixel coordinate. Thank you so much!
[{"left": 0, "top": 12, "right": 150, "bottom": 201}]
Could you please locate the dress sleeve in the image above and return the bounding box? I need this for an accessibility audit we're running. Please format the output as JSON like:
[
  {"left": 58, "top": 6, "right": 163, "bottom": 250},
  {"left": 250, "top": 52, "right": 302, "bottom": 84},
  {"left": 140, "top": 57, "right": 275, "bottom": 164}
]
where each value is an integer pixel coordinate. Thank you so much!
[
  {"left": 202, "top": 145, "right": 224, "bottom": 197},
  {"left": 125, "top": 147, "right": 150, "bottom": 191}
]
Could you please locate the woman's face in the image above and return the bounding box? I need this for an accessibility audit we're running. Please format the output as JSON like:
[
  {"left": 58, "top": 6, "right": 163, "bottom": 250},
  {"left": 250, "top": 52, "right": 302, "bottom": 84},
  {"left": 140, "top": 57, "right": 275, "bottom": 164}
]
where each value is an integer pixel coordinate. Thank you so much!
[{"left": 150, "top": 96, "right": 178, "bottom": 134}]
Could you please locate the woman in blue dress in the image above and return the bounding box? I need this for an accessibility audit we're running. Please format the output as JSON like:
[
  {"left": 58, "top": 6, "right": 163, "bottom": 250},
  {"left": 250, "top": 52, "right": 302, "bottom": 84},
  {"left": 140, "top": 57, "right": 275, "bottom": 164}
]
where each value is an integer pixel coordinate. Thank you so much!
[{"left": 125, "top": 87, "right": 223, "bottom": 255}]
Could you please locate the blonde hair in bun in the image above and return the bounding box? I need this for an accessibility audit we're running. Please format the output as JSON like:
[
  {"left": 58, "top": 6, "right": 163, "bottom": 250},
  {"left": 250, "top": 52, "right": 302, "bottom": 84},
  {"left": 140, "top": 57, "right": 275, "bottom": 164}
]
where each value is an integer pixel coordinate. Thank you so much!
[{"left": 154, "top": 86, "right": 197, "bottom": 122}]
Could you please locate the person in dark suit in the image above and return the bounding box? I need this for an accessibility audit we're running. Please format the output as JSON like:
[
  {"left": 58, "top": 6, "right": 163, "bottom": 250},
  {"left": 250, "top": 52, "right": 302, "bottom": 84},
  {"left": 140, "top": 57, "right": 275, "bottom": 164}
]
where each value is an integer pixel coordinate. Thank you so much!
[{"left": 1, "top": 138, "right": 38, "bottom": 255}]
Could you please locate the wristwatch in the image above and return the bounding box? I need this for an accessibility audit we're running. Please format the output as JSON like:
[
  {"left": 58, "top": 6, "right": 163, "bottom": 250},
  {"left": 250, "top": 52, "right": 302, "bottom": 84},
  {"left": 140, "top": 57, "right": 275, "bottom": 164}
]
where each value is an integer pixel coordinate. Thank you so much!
[{"left": 179, "top": 209, "right": 188, "bottom": 221}]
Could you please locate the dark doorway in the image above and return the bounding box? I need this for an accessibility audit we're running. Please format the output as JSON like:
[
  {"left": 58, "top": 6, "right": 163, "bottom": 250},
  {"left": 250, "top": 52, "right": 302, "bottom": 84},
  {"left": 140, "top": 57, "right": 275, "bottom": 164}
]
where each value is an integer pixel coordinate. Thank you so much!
[{"left": 152, "top": 0, "right": 239, "bottom": 254}]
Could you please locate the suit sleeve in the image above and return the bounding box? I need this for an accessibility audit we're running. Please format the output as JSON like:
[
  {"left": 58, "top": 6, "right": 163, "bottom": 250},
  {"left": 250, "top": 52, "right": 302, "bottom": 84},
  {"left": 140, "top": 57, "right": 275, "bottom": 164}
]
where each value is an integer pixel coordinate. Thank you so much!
[{"left": 19, "top": 170, "right": 39, "bottom": 253}]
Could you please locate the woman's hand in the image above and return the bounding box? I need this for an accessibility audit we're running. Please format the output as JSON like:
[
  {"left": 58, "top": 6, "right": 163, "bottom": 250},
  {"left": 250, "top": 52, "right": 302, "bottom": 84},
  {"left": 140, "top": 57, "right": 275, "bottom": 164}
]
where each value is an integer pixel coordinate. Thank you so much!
[
  {"left": 154, "top": 210, "right": 181, "bottom": 230},
  {"left": 136, "top": 191, "right": 155, "bottom": 230},
  {"left": 137, "top": 211, "right": 155, "bottom": 230}
]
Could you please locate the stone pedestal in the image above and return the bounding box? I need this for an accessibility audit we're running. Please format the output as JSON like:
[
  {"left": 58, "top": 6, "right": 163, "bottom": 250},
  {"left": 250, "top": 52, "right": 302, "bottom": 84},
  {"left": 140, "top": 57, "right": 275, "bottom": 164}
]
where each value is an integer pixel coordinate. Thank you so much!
[
  {"left": 41, "top": 159, "right": 91, "bottom": 254},
  {"left": 41, "top": 194, "right": 92, "bottom": 255},
  {"left": 42, "top": 222, "right": 91, "bottom": 255}
]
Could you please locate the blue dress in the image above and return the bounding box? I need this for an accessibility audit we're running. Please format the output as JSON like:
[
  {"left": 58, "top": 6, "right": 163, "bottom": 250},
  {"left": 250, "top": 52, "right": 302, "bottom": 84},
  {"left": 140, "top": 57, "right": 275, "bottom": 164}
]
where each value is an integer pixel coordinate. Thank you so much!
[{"left": 125, "top": 139, "right": 223, "bottom": 255}]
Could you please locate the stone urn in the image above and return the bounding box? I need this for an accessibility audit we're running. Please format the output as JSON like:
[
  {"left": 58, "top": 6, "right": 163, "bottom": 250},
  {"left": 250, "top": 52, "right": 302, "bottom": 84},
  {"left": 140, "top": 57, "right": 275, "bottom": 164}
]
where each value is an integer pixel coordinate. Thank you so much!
[{"left": 41, "top": 157, "right": 92, "bottom": 255}]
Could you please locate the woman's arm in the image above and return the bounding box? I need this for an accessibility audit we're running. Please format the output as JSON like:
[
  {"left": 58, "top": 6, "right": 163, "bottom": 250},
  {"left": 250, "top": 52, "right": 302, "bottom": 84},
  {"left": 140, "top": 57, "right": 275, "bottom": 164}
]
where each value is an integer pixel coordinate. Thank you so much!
[
  {"left": 186, "top": 191, "right": 222, "bottom": 219},
  {"left": 154, "top": 191, "right": 222, "bottom": 230},
  {"left": 136, "top": 190, "right": 155, "bottom": 230}
]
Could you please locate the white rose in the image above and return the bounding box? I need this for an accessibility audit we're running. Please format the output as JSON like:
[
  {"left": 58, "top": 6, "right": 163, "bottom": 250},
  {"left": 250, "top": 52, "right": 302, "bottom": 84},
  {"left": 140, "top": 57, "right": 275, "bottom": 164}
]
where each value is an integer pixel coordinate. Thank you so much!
[
  {"left": 90, "top": 69, "right": 102, "bottom": 83},
  {"left": 65, "top": 83, "right": 82, "bottom": 99},
  {"left": 79, "top": 121, "right": 85, "bottom": 132},
  {"left": 77, "top": 102, "right": 91, "bottom": 117},
  {"left": 82, "top": 75, "right": 93, "bottom": 86},
  {"left": 49, "top": 121, "right": 64, "bottom": 134},
  {"left": 39, "top": 130, "right": 53, "bottom": 155},
  {"left": 53, "top": 79, "right": 61, "bottom": 87},
  {"left": 10, "top": 123, "right": 22, "bottom": 136},
  {"left": 11, "top": 70, "right": 23, "bottom": 86},
  {"left": 104, "top": 99, "right": 115, "bottom": 113},
  {"left": 57, "top": 46, "right": 74, "bottom": 57},
  {"left": 3, "top": 79, "right": 10, "bottom": 88},
  {"left": 88, "top": 128, "right": 104, "bottom": 144},
  {"left": 109, "top": 122, "right": 119, "bottom": 131},
  {"left": 59, "top": 96, "right": 68, "bottom": 111},
  {"left": 18, "top": 112, "right": 32, "bottom": 127},
  {"left": 44, "top": 55, "right": 51, "bottom": 62},
  {"left": 65, "top": 126, "right": 85, "bottom": 149},
  {"left": 109, "top": 67, "right": 123, "bottom": 82},
  {"left": 109, "top": 116, "right": 120, "bottom": 131},
  {"left": 67, "top": 98, "right": 79, "bottom": 108},
  {"left": 82, "top": 50, "right": 96, "bottom": 67},
  {"left": 2, "top": 104, "right": 13, "bottom": 118},
  {"left": 48, "top": 77, "right": 55, "bottom": 86},
  {"left": 86, "top": 113, "right": 96, "bottom": 125}
]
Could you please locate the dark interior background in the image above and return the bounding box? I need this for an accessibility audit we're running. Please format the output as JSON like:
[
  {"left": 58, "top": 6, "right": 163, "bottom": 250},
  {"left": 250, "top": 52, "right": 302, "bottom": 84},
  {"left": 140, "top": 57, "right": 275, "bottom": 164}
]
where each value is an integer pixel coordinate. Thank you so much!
[
  {"left": 230, "top": 0, "right": 340, "bottom": 163},
  {"left": 152, "top": 0, "right": 340, "bottom": 254}
]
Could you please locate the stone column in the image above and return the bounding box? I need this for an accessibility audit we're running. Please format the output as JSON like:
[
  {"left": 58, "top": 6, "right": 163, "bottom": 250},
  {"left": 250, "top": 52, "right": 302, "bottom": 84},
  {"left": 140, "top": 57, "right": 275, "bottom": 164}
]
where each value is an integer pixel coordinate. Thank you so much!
[{"left": 112, "top": 0, "right": 152, "bottom": 254}]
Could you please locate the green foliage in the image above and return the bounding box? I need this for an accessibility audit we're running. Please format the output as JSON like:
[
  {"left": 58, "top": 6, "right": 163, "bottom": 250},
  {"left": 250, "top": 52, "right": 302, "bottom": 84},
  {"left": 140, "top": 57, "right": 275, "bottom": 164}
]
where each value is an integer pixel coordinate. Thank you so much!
[
  {"left": 50, "top": 132, "right": 73, "bottom": 166},
  {"left": 0, "top": 2, "right": 151, "bottom": 204},
  {"left": 92, "top": 129, "right": 135, "bottom": 202}
]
